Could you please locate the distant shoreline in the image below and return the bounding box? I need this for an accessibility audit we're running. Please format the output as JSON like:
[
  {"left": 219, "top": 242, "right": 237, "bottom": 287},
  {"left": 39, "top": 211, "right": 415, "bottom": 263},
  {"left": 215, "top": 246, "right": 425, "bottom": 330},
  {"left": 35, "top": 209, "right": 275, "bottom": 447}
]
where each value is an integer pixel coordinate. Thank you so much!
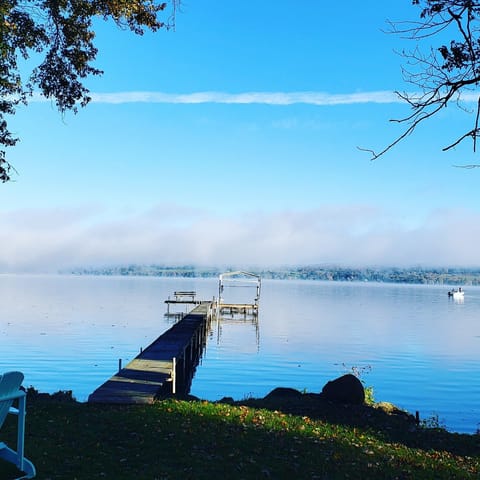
[{"left": 67, "top": 264, "right": 480, "bottom": 286}]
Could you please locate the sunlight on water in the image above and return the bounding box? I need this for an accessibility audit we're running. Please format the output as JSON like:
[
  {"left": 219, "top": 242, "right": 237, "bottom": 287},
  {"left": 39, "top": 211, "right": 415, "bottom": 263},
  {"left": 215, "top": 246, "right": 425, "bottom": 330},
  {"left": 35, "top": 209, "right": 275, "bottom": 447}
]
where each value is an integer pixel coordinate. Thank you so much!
[{"left": 0, "top": 274, "right": 478, "bottom": 433}]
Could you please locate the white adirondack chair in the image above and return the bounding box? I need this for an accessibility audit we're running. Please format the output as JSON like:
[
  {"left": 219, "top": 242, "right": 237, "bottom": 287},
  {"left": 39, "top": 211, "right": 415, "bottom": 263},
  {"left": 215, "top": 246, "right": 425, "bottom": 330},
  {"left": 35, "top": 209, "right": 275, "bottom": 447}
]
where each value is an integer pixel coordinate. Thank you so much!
[{"left": 0, "top": 372, "right": 36, "bottom": 479}]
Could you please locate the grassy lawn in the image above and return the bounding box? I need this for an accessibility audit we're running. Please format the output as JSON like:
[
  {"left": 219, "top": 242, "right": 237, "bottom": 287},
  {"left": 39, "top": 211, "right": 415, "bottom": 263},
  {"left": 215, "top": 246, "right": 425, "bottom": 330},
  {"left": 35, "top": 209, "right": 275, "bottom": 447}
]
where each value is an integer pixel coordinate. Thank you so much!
[{"left": 0, "top": 393, "right": 479, "bottom": 479}]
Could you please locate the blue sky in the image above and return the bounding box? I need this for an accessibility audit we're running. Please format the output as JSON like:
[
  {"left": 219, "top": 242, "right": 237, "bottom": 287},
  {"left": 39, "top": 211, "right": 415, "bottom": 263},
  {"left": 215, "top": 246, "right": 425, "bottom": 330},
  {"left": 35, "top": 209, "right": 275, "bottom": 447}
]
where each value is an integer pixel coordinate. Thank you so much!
[{"left": 2, "top": 1, "right": 480, "bottom": 272}]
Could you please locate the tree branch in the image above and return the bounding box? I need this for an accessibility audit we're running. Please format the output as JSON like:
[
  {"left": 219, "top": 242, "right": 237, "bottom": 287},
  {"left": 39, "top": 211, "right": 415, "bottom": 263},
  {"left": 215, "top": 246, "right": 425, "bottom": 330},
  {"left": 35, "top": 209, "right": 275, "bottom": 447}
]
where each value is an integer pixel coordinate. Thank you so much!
[{"left": 364, "top": 1, "right": 480, "bottom": 160}]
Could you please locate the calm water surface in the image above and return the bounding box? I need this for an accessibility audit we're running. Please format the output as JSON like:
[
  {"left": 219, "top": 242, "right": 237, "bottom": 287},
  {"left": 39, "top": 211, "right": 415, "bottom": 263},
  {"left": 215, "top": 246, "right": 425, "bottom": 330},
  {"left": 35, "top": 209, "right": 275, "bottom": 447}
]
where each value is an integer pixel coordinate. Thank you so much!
[{"left": 0, "top": 274, "right": 478, "bottom": 434}]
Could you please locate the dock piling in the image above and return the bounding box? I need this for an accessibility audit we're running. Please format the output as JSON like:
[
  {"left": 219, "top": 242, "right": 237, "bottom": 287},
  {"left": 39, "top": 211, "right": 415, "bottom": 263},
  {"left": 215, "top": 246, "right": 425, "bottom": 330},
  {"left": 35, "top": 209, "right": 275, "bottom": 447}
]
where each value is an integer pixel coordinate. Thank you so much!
[{"left": 172, "top": 357, "right": 176, "bottom": 395}]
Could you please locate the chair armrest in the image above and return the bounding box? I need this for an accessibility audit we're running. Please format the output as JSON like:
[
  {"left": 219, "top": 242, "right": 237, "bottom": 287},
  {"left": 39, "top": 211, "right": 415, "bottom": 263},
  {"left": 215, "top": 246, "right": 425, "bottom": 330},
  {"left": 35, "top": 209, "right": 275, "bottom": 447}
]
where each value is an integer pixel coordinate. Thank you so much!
[
  {"left": 0, "top": 390, "right": 25, "bottom": 403},
  {"left": 2, "top": 390, "right": 26, "bottom": 416}
]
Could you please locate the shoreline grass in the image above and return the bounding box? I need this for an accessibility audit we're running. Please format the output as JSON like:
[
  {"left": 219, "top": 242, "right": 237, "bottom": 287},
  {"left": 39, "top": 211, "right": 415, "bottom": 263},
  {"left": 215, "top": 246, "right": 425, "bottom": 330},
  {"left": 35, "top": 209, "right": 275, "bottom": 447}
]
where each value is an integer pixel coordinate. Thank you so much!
[{"left": 1, "top": 393, "right": 479, "bottom": 479}]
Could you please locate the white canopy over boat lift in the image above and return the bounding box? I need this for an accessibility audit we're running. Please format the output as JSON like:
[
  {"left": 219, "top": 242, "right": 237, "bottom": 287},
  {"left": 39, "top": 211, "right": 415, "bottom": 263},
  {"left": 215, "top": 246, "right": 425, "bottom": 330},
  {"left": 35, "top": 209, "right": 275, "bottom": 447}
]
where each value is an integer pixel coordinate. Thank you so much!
[{"left": 216, "top": 271, "right": 261, "bottom": 316}]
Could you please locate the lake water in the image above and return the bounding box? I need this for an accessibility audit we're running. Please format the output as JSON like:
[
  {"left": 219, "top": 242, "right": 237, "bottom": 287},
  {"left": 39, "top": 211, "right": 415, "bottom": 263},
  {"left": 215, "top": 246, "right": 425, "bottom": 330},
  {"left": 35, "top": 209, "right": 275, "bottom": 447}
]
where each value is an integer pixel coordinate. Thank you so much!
[{"left": 0, "top": 274, "right": 478, "bottom": 434}]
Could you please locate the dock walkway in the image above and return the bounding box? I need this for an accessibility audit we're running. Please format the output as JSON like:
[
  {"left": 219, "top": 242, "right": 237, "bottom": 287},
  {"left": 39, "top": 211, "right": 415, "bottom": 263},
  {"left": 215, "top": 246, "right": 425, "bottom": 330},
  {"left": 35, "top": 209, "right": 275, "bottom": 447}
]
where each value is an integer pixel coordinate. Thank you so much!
[{"left": 88, "top": 303, "right": 211, "bottom": 404}]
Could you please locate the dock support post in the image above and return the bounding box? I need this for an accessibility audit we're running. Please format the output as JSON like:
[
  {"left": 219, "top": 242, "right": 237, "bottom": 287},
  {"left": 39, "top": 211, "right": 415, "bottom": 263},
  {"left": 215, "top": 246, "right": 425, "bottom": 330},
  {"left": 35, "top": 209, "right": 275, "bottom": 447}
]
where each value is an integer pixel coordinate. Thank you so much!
[
  {"left": 118, "top": 358, "right": 122, "bottom": 372},
  {"left": 172, "top": 357, "right": 176, "bottom": 395}
]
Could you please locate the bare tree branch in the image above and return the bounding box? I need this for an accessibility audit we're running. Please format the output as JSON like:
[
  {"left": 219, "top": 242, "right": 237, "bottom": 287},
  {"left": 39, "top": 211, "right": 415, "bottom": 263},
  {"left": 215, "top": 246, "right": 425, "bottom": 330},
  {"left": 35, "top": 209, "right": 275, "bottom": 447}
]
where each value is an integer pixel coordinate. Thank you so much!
[{"left": 365, "top": 1, "right": 480, "bottom": 164}]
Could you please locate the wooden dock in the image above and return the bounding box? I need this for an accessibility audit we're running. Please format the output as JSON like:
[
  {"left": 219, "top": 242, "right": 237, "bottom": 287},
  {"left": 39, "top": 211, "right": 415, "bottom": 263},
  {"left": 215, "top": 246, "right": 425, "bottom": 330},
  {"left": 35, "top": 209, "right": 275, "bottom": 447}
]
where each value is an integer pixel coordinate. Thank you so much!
[
  {"left": 88, "top": 303, "right": 212, "bottom": 404},
  {"left": 88, "top": 273, "right": 261, "bottom": 404}
]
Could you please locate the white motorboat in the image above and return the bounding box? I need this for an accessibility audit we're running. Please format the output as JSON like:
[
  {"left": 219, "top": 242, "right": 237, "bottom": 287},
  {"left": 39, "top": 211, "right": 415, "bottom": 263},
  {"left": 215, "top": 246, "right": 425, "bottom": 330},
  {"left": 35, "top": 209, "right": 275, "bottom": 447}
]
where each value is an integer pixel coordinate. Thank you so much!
[{"left": 448, "top": 288, "right": 464, "bottom": 300}]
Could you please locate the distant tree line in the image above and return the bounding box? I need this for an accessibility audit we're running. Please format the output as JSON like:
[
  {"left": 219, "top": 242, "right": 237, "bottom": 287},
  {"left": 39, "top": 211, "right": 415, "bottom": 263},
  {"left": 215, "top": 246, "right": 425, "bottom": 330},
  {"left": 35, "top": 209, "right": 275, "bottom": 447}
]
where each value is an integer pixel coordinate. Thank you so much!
[{"left": 68, "top": 265, "right": 480, "bottom": 286}]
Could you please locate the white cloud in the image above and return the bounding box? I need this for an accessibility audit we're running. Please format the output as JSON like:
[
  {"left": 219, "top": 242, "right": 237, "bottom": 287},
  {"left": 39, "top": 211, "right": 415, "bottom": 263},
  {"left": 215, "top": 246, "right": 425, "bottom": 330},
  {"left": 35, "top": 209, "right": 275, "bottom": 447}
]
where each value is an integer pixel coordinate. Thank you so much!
[
  {"left": 27, "top": 89, "right": 480, "bottom": 107},
  {"left": 89, "top": 90, "right": 403, "bottom": 106},
  {"left": 29, "top": 90, "right": 402, "bottom": 106},
  {"left": 1, "top": 204, "right": 480, "bottom": 272}
]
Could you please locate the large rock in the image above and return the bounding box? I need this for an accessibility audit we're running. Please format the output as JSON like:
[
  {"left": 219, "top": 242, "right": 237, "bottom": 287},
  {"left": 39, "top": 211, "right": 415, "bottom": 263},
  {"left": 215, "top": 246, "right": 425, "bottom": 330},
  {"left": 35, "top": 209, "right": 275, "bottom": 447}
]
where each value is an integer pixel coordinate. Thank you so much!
[
  {"left": 263, "top": 387, "right": 303, "bottom": 401},
  {"left": 321, "top": 374, "right": 365, "bottom": 405}
]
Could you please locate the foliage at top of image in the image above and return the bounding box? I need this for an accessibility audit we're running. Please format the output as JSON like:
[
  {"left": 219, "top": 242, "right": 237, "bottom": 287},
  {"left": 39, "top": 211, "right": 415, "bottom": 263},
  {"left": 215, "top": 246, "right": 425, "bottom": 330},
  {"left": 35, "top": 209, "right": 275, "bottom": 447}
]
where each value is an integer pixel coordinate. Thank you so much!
[
  {"left": 0, "top": 0, "right": 179, "bottom": 182},
  {"left": 2, "top": 2, "right": 480, "bottom": 183}
]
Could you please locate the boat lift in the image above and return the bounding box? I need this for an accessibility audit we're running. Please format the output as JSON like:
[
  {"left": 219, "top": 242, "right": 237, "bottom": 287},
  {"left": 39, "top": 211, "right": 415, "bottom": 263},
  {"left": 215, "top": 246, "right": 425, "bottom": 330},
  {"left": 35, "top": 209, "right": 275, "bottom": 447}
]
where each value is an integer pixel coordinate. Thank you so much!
[{"left": 216, "top": 271, "right": 261, "bottom": 316}]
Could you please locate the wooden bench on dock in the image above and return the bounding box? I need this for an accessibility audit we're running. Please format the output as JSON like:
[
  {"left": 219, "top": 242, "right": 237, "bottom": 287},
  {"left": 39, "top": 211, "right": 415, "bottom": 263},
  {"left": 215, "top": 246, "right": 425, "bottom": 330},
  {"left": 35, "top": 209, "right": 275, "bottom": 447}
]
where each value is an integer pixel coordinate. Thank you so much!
[
  {"left": 174, "top": 291, "right": 196, "bottom": 301},
  {"left": 165, "top": 291, "right": 201, "bottom": 304}
]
